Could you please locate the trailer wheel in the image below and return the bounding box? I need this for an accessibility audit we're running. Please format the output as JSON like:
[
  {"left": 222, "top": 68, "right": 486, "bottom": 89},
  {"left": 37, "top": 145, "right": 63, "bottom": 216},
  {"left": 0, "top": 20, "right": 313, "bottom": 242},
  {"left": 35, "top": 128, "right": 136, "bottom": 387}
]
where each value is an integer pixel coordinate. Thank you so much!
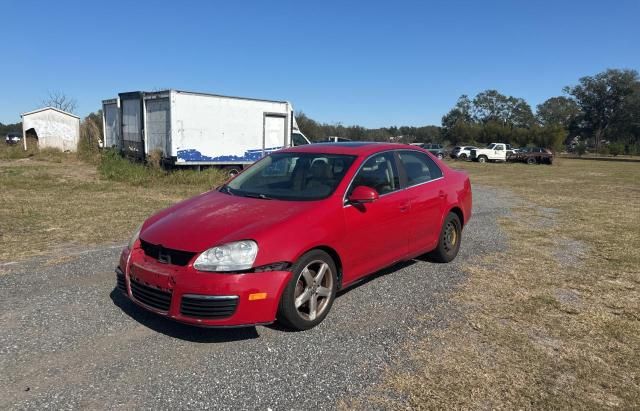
[{"left": 223, "top": 166, "right": 243, "bottom": 177}]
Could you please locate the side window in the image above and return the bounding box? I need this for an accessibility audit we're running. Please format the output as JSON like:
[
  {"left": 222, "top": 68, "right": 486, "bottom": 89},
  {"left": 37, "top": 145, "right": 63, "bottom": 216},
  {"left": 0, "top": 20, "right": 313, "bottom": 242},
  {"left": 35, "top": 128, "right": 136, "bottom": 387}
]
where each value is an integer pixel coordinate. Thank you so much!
[
  {"left": 349, "top": 153, "right": 399, "bottom": 196},
  {"left": 398, "top": 150, "right": 443, "bottom": 186},
  {"left": 292, "top": 133, "right": 308, "bottom": 146},
  {"left": 495, "top": 145, "right": 504, "bottom": 151}
]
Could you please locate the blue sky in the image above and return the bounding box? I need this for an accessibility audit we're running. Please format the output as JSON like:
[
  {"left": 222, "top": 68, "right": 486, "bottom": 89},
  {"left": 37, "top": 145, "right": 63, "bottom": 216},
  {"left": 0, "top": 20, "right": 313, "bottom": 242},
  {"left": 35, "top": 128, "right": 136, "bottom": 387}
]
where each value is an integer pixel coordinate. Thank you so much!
[{"left": 1, "top": 0, "right": 638, "bottom": 127}]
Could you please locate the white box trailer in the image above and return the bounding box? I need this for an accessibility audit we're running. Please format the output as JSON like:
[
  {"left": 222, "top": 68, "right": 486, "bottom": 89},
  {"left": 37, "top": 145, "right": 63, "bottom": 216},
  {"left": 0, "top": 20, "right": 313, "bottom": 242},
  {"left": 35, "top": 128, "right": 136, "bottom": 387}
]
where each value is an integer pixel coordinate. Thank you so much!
[{"left": 102, "top": 90, "right": 310, "bottom": 172}]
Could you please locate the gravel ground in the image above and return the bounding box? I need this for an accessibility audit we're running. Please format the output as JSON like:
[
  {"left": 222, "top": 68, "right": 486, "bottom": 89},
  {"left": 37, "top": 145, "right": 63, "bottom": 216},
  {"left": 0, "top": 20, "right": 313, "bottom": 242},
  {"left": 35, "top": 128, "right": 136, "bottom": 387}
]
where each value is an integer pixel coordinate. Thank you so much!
[{"left": 0, "top": 185, "right": 512, "bottom": 410}]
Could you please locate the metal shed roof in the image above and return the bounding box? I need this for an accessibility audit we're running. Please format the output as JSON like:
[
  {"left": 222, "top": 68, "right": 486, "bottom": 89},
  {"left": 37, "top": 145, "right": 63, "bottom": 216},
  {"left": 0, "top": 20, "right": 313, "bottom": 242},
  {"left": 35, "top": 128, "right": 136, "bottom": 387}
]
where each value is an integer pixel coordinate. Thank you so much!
[{"left": 21, "top": 106, "right": 80, "bottom": 119}]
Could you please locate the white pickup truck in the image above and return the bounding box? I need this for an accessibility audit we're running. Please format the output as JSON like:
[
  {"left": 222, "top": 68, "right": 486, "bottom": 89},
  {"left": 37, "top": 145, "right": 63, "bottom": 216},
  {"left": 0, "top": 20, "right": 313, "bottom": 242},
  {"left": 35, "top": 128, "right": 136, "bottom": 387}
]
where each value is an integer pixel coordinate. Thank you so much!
[{"left": 470, "top": 143, "right": 515, "bottom": 163}]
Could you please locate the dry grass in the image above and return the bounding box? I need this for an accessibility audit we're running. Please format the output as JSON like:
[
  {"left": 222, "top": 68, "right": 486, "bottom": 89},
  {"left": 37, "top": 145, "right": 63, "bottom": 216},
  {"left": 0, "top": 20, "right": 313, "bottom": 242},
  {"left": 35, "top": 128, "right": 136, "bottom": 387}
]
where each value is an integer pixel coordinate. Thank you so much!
[
  {"left": 364, "top": 159, "right": 640, "bottom": 409},
  {"left": 0, "top": 155, "right": 226, "bottom": 262}
]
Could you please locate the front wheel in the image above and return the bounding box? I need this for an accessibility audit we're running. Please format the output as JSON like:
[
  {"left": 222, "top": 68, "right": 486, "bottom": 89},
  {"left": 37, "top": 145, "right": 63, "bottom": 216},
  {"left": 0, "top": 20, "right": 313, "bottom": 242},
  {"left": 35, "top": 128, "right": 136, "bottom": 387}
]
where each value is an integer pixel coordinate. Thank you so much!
[
  {"left": 526, "top": 157, "right": 536, "bottom": 165},
  {"left": 277, "top": 250, "right": 337, "bottom": 330},
  {"left": 427, "top": 212, "right": 462, "bottom": 263},
  {"left": 478, "top": 155, "right": 487, "bottom": 163},
  {"left": 459, "top": 153, "right": 467, "bottom": 160},
  {"left": 437, "top": 153, "right": 444, "bottom": 160}
]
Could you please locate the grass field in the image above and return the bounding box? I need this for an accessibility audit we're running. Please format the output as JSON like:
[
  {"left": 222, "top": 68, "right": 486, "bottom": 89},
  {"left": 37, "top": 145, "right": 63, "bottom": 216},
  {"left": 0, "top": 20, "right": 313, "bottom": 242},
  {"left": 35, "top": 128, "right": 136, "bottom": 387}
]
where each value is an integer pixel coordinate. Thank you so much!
[
  {"left": 0, "top": 148, "right": 226, "bottom": 262},
  {"left": 367, "top": 159, "right": 640, "bottom": 409}
]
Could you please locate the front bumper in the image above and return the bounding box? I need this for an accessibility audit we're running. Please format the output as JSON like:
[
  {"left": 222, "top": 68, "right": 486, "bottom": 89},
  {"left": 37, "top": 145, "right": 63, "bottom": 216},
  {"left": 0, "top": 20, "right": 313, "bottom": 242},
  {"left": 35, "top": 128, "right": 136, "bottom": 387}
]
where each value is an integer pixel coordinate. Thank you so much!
[{"left": 116, "top": 247, "right": 291, "bottom": 327}]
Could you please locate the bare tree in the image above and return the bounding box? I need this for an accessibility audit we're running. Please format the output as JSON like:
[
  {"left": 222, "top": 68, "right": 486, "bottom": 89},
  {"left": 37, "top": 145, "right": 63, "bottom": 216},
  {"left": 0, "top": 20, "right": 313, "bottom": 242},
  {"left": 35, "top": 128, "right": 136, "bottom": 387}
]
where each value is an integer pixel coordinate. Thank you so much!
[{"left": 42, "top": 90, "right": 77, "bottom": 113}]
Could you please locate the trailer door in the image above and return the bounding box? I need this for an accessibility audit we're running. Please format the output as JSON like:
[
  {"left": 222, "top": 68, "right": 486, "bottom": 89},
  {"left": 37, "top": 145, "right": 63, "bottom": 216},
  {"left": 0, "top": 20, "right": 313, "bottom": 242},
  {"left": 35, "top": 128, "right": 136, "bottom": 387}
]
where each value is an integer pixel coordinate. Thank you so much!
[
  {"left": 103, "top": 102, "right": 121, "bottom": 149},
  {"left": 263, "top": 113, "right": 287, "bottom": 154},
  {"left": 145, "top": 98, "right": 170, "bottom": 156},
  {"left": 120, "top": 94, "right": 144, "bottom": 159}
]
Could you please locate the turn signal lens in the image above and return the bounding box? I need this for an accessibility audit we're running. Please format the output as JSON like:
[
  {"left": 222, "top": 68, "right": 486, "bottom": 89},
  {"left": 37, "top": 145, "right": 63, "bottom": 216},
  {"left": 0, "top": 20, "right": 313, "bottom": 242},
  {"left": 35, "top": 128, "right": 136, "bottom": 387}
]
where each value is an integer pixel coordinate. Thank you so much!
[{"left": 248, "top": 292, "right": 267, "bottom": 301}]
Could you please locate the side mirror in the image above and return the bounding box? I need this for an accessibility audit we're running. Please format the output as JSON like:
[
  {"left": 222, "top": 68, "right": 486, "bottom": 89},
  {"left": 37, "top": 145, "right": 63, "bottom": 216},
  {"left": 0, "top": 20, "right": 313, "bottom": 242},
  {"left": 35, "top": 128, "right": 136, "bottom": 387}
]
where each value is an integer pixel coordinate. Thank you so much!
[{"left": 348, "top": 186, "right": 379, "bottom": 204}]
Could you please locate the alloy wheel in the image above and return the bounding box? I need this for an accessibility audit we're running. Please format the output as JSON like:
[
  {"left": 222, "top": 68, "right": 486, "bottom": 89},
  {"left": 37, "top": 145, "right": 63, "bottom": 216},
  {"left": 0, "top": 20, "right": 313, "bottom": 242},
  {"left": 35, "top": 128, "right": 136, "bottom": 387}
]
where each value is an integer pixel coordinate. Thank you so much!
[{"left": 294, "top": 260, "right": 333, "bottom": 321}]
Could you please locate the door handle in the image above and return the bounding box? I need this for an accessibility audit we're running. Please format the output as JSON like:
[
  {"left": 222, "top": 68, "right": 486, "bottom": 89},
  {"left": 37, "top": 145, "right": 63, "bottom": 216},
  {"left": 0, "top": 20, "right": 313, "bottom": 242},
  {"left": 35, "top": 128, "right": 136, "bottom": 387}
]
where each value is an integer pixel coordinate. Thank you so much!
[
  {"left": 439, "top": 190, "right": 446, "bottom": 199},
  {"left": 399, "top": 201, "right": 410, "bottom": 212}
]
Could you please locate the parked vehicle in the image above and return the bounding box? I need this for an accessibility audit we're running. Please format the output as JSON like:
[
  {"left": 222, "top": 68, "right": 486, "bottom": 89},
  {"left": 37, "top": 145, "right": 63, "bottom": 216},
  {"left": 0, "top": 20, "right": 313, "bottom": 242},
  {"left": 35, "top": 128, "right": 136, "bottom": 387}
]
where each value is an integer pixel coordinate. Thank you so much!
[
  {"left": 411, "top": 143, "right": 446, "bottom": 159},
  {"left": 115, "top": 142, "right": 472, "bottom": 330},
  {"left": 450, "top": 146, "right": 477, "bottom": 160},
  {"left": 326, "top": 136, "right": 352, "bottom": 143},
  {"left": 5, "top": 131, "right": 21, "bottom": 144},
  {"left": 470, "top": 143, "right": 514, "bottom": 163},
  {"left": 102, "top": 90, "right": 310, "bottom": 175},
  {"left": 508, "top": 147, "right": 554, "bottom": 164}
]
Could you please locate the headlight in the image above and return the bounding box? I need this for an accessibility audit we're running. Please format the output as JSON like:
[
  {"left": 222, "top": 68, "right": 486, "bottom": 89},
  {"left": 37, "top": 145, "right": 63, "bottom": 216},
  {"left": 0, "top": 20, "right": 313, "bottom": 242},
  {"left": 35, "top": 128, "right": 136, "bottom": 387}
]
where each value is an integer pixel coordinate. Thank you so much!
[
  {"left": 194, "top": 240, "right": 258, "bottom": 272},
  {"left": 128, "top": 224, "right": 143, "bottom": 249}
]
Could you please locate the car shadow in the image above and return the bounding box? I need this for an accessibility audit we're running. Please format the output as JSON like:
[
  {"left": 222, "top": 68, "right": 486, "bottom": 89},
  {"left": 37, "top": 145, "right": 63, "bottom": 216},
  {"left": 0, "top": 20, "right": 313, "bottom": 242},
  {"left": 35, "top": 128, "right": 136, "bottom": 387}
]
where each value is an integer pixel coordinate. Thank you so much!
[
  {"left": 111, "top": 258, "right": 425, "bottom": 337},
  {"left": 265, "top": 259, "right": 418, "bottom": 333},
  {"left": 336, "top": 259, "right": 417, "bottom": 297},
  {"left": 109, "top": 288, "right": 260, "bottom": 343}
]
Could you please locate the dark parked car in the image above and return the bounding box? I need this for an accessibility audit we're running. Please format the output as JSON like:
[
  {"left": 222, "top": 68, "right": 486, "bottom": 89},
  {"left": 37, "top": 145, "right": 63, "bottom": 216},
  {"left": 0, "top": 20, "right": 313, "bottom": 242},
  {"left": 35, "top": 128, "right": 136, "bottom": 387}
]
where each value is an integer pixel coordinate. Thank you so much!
[
  {"left": 418, "top": 143, "right": 446, "bottom": 159},
  {"left": 508, "top": 147, "right": 554, "bottom": 164},
  {"left": 5, "top": 132, "right": 21, "bottom": 145}
]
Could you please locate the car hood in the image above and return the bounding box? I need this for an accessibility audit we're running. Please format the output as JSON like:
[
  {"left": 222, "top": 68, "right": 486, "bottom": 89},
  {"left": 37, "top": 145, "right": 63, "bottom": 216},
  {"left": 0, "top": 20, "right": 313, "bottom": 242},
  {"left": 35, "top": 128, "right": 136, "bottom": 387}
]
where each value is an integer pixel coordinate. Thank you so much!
[{"left": 140, "top": 190, "right": 316, "bottom": 252}]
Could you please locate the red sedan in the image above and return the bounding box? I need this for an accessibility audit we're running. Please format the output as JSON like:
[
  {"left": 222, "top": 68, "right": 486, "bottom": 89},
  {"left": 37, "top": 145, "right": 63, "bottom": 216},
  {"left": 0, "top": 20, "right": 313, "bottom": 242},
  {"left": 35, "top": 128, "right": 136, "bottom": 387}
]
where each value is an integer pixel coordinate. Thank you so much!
[{"left": 115, "top": 143, "right": 472, "bottom": 330}]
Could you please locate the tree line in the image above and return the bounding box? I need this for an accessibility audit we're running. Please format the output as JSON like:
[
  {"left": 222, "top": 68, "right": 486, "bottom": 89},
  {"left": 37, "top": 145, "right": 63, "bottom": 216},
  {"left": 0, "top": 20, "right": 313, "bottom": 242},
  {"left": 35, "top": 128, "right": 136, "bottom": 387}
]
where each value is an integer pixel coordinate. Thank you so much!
[{"left": 297, "top": 68, "right": 640, "bottom": 154}]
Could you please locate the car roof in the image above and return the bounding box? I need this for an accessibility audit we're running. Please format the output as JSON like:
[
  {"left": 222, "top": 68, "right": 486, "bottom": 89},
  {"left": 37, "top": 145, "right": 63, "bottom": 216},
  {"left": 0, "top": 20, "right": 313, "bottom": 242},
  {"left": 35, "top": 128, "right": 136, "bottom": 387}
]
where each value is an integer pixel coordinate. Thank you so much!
[{"left": 282, "top": 142, "right": 422, "bottom": 156}]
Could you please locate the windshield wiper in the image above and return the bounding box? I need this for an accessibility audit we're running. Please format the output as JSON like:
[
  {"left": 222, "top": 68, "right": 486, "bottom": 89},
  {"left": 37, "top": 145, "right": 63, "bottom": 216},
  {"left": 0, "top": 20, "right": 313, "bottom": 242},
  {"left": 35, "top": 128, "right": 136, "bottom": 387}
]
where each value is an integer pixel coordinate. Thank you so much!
[
  {"left": 219, "top": 185, "right": 234, "bottom": 195},
  {"left": 242, "top": 192, "right": 274, "bottom": 200}
]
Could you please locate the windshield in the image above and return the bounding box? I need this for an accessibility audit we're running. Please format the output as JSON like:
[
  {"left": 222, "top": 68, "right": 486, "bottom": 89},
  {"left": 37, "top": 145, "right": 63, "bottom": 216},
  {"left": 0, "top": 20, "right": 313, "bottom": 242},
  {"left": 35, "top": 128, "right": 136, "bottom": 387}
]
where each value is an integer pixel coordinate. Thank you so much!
[{"left": 224, "top": 152, "right": 357, "bottom": 201}]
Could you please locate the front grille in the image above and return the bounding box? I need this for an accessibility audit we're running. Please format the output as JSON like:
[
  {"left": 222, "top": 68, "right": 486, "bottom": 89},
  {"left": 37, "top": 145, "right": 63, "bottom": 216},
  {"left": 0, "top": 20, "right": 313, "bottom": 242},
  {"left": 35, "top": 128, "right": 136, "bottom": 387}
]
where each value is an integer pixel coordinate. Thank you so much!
[
  {"left": 180, "top": 295, "right": 239, "bottom": 319},
  {"left": 115, "top": 268, "right": 126, "bottom": 293},
  {"left": 140, "top": 239, "right": 196, "bottom": 266},
  {"left": 470, "top": 149, "right": 477, "bottom": 158},
  {"left": 130, "top": 278, "right": 172, "bottom": 312}
]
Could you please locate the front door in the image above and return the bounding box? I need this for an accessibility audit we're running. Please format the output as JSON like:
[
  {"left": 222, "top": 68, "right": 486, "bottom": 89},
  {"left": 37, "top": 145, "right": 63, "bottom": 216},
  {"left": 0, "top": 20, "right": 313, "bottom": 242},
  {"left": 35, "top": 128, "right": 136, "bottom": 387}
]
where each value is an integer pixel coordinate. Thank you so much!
[{"left": 342, "top": 152, "right": 410, "bottom": 283}]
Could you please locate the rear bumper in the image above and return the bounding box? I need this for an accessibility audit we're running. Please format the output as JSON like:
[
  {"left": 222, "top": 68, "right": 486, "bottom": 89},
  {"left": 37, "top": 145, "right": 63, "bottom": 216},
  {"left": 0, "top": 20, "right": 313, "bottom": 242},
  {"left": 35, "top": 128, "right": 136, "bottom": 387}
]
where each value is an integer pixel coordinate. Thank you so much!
[{"left": 116, "top": 247, "right": 291, "bottom": 327}]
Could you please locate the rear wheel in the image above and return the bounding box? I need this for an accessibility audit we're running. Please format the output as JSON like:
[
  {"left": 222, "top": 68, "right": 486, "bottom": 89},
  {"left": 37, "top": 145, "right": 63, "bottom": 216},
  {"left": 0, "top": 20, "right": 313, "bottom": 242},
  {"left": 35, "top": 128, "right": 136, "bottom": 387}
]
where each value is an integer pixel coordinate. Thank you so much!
[
  {"left": 459, "top": 153, "right": 467, "bottom": 160},
  {"left": 526, "top": 157, "right": 536, "bottom": 165},
  {"left": 428, "top": 212, "right": 462, "bottom": 263},
  {"left": 277, "top": 250, "right": 337, "bottom": 330},
  {"left": 437, "top": 153, "right": 444, "bottom": 160}
]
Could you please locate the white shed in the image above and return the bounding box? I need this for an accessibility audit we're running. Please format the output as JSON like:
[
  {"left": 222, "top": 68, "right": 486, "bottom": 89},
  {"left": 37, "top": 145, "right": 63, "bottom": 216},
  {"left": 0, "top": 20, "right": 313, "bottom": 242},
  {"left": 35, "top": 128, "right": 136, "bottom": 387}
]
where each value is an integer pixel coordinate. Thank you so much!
[{"left": 21, "top": 107, "right": 80, "bottom": 152}]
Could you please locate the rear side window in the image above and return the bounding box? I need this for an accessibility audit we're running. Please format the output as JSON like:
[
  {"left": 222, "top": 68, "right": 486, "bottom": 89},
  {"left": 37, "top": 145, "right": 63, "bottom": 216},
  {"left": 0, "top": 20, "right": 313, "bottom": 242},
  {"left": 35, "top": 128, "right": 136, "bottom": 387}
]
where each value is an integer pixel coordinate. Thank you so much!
[{"left": 398, "top": 150, "right": 443, "bottom": 186}]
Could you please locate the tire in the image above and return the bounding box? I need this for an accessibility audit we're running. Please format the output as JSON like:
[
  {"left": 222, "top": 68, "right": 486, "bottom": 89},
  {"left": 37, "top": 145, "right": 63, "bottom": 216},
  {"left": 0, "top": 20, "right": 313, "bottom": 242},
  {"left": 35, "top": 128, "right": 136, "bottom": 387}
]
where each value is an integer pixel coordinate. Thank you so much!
[
  {"left": 459, "top": 153, "right": 467, "bottom": 160},
  {"left": 428, "top": 212, "right": 462, "bottom": 263},
  {"left": 526, "top": 157, "right": 536, "bottom": 165},
  {"left": 223, "top": 165, "right": 243, "bottom": 177},
  {"left": 277, "top": 250, "right": 338, "bottom": 331},
  {"left": 478, "top": 155, "right": 487, "bottom": 163},
  {"left": 437, "top": 153, "right": 444, "bottom": 160}
]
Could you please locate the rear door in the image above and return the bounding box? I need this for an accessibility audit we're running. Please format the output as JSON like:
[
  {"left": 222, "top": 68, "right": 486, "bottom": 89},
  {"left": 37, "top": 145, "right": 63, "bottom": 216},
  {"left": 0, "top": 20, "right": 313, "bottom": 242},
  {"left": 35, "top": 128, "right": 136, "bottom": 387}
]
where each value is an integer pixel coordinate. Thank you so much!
[
  {"left": 397, "top": 150, "right": 446, "bottom": 255},
  {"left": 120, "top": 93, "right": 144, "bottom": 159},
  {"left": 263, "top": 113, "right": 287, "bottom": 155},
  {"left": 145, "top": 98, "right": 170, "bottom": 156},
  {"left": 102, "top": 101, "right": 121, "bottom": 149}
]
